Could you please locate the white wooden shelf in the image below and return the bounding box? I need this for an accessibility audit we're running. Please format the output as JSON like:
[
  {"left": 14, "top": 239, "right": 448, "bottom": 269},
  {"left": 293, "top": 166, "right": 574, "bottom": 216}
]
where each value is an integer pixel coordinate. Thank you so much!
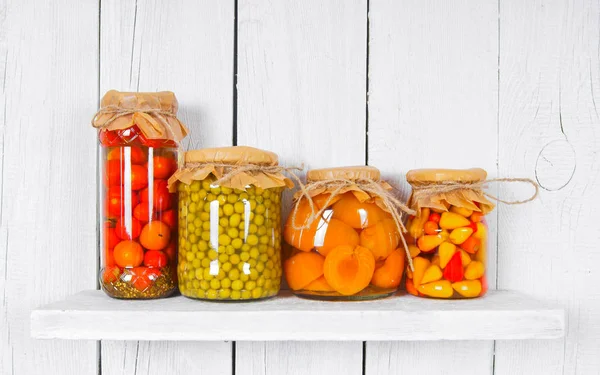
[{"left": 31, "top": 290, "right": 564, "bottom": 341}]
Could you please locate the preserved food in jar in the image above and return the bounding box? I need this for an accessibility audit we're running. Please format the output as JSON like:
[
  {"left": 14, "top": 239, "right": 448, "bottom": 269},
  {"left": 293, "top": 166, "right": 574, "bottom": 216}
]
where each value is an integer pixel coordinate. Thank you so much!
[
  {"left": 404, "top": 168, "right": 493, "bottom": 299},
  {"left": 169, "top": 146, "right": 293, "bottom": 301},
  {"left": 93, "top": 90, "right": 188, "bottom": 299},
  {"left": 283, "top": 166, "right": 407, "bottom": 300}
]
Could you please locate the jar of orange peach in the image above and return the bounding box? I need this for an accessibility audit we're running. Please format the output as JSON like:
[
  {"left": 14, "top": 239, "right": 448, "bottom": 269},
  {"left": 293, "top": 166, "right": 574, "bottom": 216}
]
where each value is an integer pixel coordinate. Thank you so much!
[
  {"left": 404, "top": 168, "right": 493, "bottom": 299},
  {"left": 283, "top": 166, "right": 406, "bottom": 301}
]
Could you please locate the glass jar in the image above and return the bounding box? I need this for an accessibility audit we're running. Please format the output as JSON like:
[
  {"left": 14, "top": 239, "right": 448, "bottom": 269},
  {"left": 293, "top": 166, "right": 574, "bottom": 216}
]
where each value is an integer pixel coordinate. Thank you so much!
[
  {"left": 404, "top": 168, "right": 491, "bottom": 299},
  {"left": 94, "top": 91, "right": 187, "bottom": 299},
  {"left": 283, "top": 166, "right": 404, "bottom": 300},
  {"left": 173, "top": 147, "right": 290, "bottom": 301}
]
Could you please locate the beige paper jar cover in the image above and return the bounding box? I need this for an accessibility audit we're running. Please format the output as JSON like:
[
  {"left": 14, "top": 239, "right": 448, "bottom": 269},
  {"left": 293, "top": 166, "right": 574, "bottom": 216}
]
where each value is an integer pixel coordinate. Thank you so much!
[
  {"left": 406, "top": 168, "right": 495, "bottom": 216},
  {"left": 293, "top": 166, "right": 395, "bottom": 212},
  {"left": 92, "top": 90, "right": 188, "bottom": 142},
  {"left": 168, "top": 146, "right": 294, "bottom": 191}
]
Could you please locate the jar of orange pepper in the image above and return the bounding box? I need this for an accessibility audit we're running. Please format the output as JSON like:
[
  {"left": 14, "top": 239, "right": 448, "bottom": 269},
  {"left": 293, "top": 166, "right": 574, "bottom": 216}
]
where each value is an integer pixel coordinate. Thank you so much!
[
  {"left": 283, "top": 166, "right": 408, "bottom": 300},
  {"left": 93, "top": 90, "right": 188, "bottom": 299},
  {"left": 404, "top": 168, "right": 492, "bottom": 299}
]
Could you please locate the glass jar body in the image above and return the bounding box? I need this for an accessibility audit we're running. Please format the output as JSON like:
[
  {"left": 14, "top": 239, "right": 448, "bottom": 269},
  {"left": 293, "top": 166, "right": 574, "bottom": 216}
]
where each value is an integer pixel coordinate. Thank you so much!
[
  {"left": 177, "top": 177, "right": 283, "bottom": 301},
  {"left": 283, "top": 192, "right": 403, "bottom": 300},
  {"left": 99, "top": 126, "right": 179, "bottom": 299},
  {"left": 405, "top": 207, "right": 488, "bottom": 299}
]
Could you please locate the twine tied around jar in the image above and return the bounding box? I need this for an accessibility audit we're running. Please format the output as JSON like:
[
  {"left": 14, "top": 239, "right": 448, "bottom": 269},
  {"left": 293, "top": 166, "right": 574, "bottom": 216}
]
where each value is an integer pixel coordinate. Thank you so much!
[
  {"left": 183, "top": 162, "right": 305, "bottom": 188},
  {"left": 410, "top": 177, "right": 539, "bottom": 206},
  {"left": 290, "top": 178, "right": 419, "bottom": 271},
  {"left": 91, "top": 105, "right": 176, "bottom": 134}
]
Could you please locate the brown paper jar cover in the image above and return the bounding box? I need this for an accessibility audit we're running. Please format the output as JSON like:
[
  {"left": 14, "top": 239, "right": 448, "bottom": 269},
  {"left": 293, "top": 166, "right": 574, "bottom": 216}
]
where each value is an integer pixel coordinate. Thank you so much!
[
  {"left": 168, "top": 146, "right": 293, "bottom": 191},
  {"left": 92, "top": 90, "right": 188, "bottom": 142},
  {"left": 407, "top": 168, "right": 494, "bottom": 215}
]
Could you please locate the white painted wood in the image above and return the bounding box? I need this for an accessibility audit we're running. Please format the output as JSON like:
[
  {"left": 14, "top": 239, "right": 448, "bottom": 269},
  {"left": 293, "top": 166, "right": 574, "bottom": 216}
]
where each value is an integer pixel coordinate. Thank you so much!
[
  {"left": 236, "top": 0, "right": 367, "bottom": 373},
  {"left": 0, "top": 0, "right": 99, "bottom": 374},
  {"left": 31, "top": 290, "right": 564, "bottom": 341},
  {"left": 366, "top": 0, "right": 500, "bottom": 374},
  {"left": 236, "top": 342, "right": 363, "bottom": 375},
  {"left": 496, "top": 0, "right": 600, "bottom": 374},
  {"left": 99, "top": 1, "right": 234, "bottom": 374}
]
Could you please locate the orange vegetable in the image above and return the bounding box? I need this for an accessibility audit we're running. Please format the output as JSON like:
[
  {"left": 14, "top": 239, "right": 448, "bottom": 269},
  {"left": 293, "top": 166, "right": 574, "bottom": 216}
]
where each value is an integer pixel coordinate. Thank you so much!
[
  {"left": 417, "top": 234, "right": 444, "bottom": 252},
  {"left": 371, "top": 248, "right": 405, "bottom": 289},
  {"left": 284, "top": 198, "right": 320, "bottom": 252},
  {"left": 139, "top": 221, "right": 171, "bottom": 250},
  {"left": 405, "top": 278, "right": 419, "bottom": 296},
  {"left": 459, "top": 249, "right": 472, "bottom": 267},
  {"left": 452, "top": 280, "right": 482, "bottom": 298},
  {"left": 421, "top": 264, "right": 443, "bottom": 284},
  {"left": 315, "top": 218, "right": 360, "bottom": 256},
  {"left": 359, "top": 218, "right": 400, "bottom": 260},
  {"left": 460, "top": 235, "right": 481, "bottom": 254},
  {"left": 331, "top": 192, "right": 388, "bottom": 228},
  {"left": 464, "top": 261, "right": 485, "bottom": 280},
  {"left": 470, "top": 212, "right": 484, "bottom": 222},
  {"left": 419, "top": 280, "right": 453, "bottom": 298},
  {"left": 439, "top": 212, "right": 470, "bottom": 230},
  {"left": 113, "top": 240, "right": 144, "bottom": 268},
  {"left": 411, "top": 256, "right": 430, "bottom": 288},
  {"left": 408, "top": 244, "right": 421, "bottom": 258},
  {"left": 428, "top": 212, "right": 441, "bottom": 223},
  {"left": 423, "top": 221, "right": 439, "bottom": 235},
  {"left": 449, "top": 206, "right": 473, "bottom": 217},
  {"left": 449, "top": 227, "right": 473, "bottom": 245},
  {"left": 480, "top": 275, "right": 488, "bottom": 296},
  {"left": 284, "top": 251, "right": 325, "bottom": 290},
  {"left": 304, "top": 275, "right": 335, "bottom": 292},
  {"left": 407, "top": 208, "right": 430, "bottom": 238},
  {"left": 324, "top": 245, "right": 375, "bottom": 296},
  {"left": 474, "top": 222, "right": 487, "bottom": 240},
  {"left": 438, "top": 242, "right": 456, "bottom": 269}
]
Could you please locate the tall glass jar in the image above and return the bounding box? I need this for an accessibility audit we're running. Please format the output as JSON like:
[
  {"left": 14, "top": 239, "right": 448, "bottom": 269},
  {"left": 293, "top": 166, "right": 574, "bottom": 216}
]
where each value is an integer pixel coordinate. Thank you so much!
[
  {"left": 94, "top": 91, "right": 187, "bottom": 299},
  {"left": 283, "top": 166, "right": 405, "bottom": 301},
  {"left": 404, "top": 168, "right": 492, "bottom": 299},
  {"left": 171, "top": 147, "right": 291, "bottom": 301}
]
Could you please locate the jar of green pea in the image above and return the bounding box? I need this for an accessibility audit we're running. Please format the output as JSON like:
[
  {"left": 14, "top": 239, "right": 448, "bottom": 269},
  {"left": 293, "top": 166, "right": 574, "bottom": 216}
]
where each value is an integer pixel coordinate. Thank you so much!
[{"left": 170, "top": 146, "right": 292, "bottom": 301}]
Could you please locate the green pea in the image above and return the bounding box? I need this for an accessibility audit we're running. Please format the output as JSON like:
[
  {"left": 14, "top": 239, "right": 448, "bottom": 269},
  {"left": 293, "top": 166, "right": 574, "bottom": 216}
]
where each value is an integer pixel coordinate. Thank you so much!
[
  {"left": 247, "top": 234, "right": 259, "bottom": 246},
  {"left": 229, "top": 213, "right": 241, "bottom": 227},
  {"left": 218, "top": 234, "right": 231, "bottom": 246},
  {"left": 250, "top": 248, "right": 259, "bottom": 259},
  {"left": 232, "top": 280, "right": 243, "bottom": 291},
  {"left": 201, "top": 258, "right": 211, "bottom": 268},
  {"left": 203, "top": 202, "right": 212, "bottom": 212},
  {"left": 256, "top": 204, "right": 266, "bottom": 214},
  {"left": 241, "top": 290, "right": 252, "bottom": 299},
  {"left": 218, "top": 253, "right": 229, "bottom": 263},
  {"left": 223, "top": 204, "right": 234, "bottom": 216},
  {"left": 252, "top": 287, "right": 263, "bottom": 299},
  {"left": 202, "top": 221, "right": 210, "bottom": 230},
  {"left": 200, "top": 212, "right": 210, "bottom": 221},
  {"left": 194, "top": 228, "right": 202, "bottom": 236},
  {"left": 202, "top": 181, "right": 211, "bottom": 190},
  {"left": 191, "top": 182, "right": 201, "bottom": 192},
  {"left": 208, "top": 249, "right": 218, "bottom": 260},
  {"left": 230, "top": 290, "right": 241, "bottom": 300},
  {"left": 200, "top": 280, "right": 210, "bottom": 290},
  {"left": 203, "top": 268, "right": 214, "bottom": 280},
  {"left": 229, "top": 268, "right": 240, "bottom": 280},
  {"left": 201, "top": 231, "right": 210, "bottom": 241},
  {"left": 228, "top": 228, "right": 239, "bottom": 238},
  {"left": 257, "top": 226, "right": 267, "bottom": 235},
  {"left": 254, "top": 215, "right": 265, "bottom": 226},
  {"left": 195, "top": 268, "right": 203, "bottom": 280},
  {"left": 219, "top": 217, "right": 229, "bottom": 227},
  {"left": 221, "top": 278, "right": 232, "bottom": 289},
  {"left": 198, "top": 190, "right": 208, "bottom": 199},
  {"left": 233, "top": 201, "right": 245, "bottom": 214},
  {"left": 219, "top": 289, "right": 231, "bottom": 299},
  {"left": 186, "top": 252, "right": 195, "bottom": 262},
  {"left": 231, "top": 238, "right": 243, "bottom": 249},
  {"left": 206, "top": 290, "right": 218, "bottom": 299},
  {"left": 211, "top": 187, "right": 221, "bottom": 195},
  {"left": 240, "top": 252, "right": 250, "bottom": 261},
  {"left": 222, "top": 262, "right": 233, "bottom": 272},
  {"left": 230, "top": 254, "right": 240, "bottom": 265},
  {"left": 192, "top": 259, "right": 201, "bottom": 268},
  {"left": 217, "top": 195, "right": 227, "bottom": 205},
  {"left": 191, "top": 192, "right": 200, "bottom": 202}
]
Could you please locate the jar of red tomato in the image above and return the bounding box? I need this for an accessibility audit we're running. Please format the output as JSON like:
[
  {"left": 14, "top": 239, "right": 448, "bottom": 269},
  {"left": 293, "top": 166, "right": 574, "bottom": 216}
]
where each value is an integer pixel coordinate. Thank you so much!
[{"left": 93, "top": 90, "right": 188, "bottom": 299}]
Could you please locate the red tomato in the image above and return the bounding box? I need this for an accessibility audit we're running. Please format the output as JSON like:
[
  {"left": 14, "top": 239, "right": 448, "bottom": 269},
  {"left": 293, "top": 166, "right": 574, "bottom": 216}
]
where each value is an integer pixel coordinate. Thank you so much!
[
  {"left": 105, "top": 159, "right": 123, "bottom": 186},
  {"left": 106, "top": 187, "right": 139, "bottom": 217},
  {"left": 131, "top": 267, "right": 162, "bottom": 291},
  {"left": 105, "top": 247, "right": 116, "bottom": 267},
  {"left": 99, "top": 129, "right": 122, "bottom": 147},
  {"left": 117, "top": 126, "right": 142, "bottom": 145},
  {"left": 105, "top": 226, "right": 120, "bottom": 249},
  {"left": 102, "top": 266, "right": 121, "bottom": 283},
  {"left": 152, "top": 156, "right": 177, "bottom": 179},
  {"left": 138, "top": 131, "right": 178, "bottom": 148},
  {"left": 144, "top": 250, "right": 168, "bottom": 268},
  {"left": 129, "top": 164, "right": 149, "bottom": 191},
  {"left": 164, "top": 241, "right": 176, "bottom": 261},
  {"left": 139, "top": 180, "right": 172, "bottom": 211},
  {"left": 107, "top": 146, "right": 146, "bottom": 165},
  {"left": 133, "top": 203, "right": 155, "bottom": 223},
  {"left": 428, "top": 212, "right": 441, "bottom": 223},
  {"left": 158, "top": 209, "right": 177, "bottom": 228},
  {"left": 115, "top": 217, "right": 142, "bottom": 240}
]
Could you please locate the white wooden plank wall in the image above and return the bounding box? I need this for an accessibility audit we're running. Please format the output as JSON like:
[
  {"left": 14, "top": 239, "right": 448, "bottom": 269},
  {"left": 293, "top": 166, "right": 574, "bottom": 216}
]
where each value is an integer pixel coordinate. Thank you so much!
[
  {"left": 1, "top": 1, "right": 599, "bottom": 375},
  {"left": 366, "top": 1, "right": 499, "bottom": 374},
  {"left": 496, "top": 0, "right": 600, "bottom": 374},
  {"left": 236, "top": 1, "right": 366, "bottom": 374},
  {"left": 99, "top": 1, "right": 234, "bottom": 374},
  {"left": 0, "top": 1, "right": 99, "bottom": 374}
]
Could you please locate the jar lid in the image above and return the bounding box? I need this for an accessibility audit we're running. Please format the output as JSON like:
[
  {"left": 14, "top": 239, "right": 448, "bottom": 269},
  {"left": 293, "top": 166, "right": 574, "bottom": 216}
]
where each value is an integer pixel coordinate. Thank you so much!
[
  {"left": 185, "top": 146, "right": 279, "bottom": 166},
  {"left": 307, "top": 166, "right": 380, "bottom": 182},
  {"left": 406, "top": 168, "right": 487, "bottom": 184}
]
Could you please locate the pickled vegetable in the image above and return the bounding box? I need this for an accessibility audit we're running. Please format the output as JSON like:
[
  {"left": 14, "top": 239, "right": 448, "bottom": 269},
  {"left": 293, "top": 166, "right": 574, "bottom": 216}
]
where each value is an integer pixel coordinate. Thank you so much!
[{"left": 177, "top": 177, "right": 283, "bottom": 300}]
